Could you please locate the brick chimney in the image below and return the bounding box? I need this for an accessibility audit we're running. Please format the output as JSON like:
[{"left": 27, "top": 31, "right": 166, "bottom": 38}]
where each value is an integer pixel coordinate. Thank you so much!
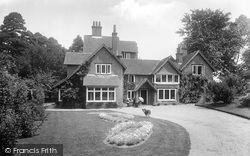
[
  {"left": 176, "top": 42, "right": 187, "bottom": 64},
  {"left": 92, "top": 21, "right": 102, "bottom": 36},
  {"left": 112, "top": 25, "right": 119, "bottom": 56}
]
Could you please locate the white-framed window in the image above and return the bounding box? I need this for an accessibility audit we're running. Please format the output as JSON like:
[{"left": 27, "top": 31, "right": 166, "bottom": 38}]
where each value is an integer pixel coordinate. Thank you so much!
[
  {"left": 122, "top": 52, "right": 131, "bottom": 59},
  {"left": 127, "top": 90, "right": 135, "bottom": 99},
  {"left": 192, "top": 65, "right": 203, "bottom": 75},
  {"left": 158, "top": 89, "right": 176, "bottom": 101},
  {"left": 128, "top": 75, "right": 135, "bottom": 83},
  {"left": 96, "top": 64, "right": 111, "bottom": 74},
  {"left": 87, "top": 87, "right": 115, "bottom": 102},
  {"left": 154, "top": 74, "right": 179, "bottom": 84}
]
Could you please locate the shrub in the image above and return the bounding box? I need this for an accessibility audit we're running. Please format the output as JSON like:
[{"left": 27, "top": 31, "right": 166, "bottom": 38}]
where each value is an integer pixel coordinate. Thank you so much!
[
  {"left": 223, "top": 74, "right": 246, "bottom": 95},
  {"left": 0, "top": 109, "right": 20, "bottom": 156},
  {"left": 208, "top": 81, "right": 234, "bottom": 104},
  {"left": 239, "top": 97, "right": 250, "bottom": 108},
  {"left": 179, "top": 73, "right": 208, "bottom": 103}
]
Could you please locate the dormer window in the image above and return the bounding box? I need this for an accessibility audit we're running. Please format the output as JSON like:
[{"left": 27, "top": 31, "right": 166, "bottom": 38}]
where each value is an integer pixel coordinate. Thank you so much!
[
  {"left": 192, "top": 65, "right": 203, "bottom": 75},
  {"left": 96, "top": 64, "right": 111, "bottom": 74}
]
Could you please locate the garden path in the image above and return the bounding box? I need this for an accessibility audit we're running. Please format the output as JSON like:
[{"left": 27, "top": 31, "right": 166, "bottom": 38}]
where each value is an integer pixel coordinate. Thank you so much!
[{"left": 111, "top": 104, "right": 250, "bottom": 156}]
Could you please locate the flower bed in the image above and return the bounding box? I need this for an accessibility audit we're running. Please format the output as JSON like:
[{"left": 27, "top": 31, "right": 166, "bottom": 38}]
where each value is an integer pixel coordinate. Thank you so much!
[
  {"left": 99, "top": 112, "right": 134, "bottom": 122},
  {"left": 104, "top": 121, "right": 154, "bottom": 147}
]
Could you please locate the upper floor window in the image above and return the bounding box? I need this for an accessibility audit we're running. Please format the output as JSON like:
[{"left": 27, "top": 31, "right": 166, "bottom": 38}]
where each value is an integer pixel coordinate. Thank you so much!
[
  {"left": 122, "top": 52, "right": 131, "bottom": 59},
  {"left": 192, "top": 65, "right": 203, "bottom": 75},
  {"left": 128, "top": 75, "right": 135, "bottom": 83},
  {"left": 96, "top": 64, "right": 111, "bottom": 74},
  {"left": 155, "top": 74, "right": 179, "bottom": 84}
]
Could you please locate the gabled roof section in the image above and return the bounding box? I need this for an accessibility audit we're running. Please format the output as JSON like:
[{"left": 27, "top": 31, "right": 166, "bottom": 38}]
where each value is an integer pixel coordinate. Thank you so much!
[
  {"left": 134, "top": 78, "right": 157, "bottom": 92},
  {"left": 121, "top": 59, "right": 160, "bottom": 75},
  {"left": 87, "top": 44, "right": 126, "bottom": 70},
  {"left": 152, "top": 56, "right": 181, "bottom": 75},
  {"left": 64, "top": 52, "right": 91, "bottom": 65},
  {"left": 180, "top": 51, "right": 216, "bottom": 71}
]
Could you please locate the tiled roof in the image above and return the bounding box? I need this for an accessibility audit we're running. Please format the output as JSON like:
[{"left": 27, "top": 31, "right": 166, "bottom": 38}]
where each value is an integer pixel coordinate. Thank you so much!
[
  {"left": 120, "top": 41, "right": 138, "bottom": 52},
  {"left": 134, "top": 78, "right": 157, "bottom": 91},
  {"left": 64, "top": 52, "right": 91, "bottom": 65},
  {"left": 83, "top": 75, "right": 120, "bottom": 86},
  {"left": 121, "top": 59, "right": 160, "bottom": 75},
  {"left": 180, "top": 51, "right": 216, "bottom": 71},
  {"left": 83, "top": 35, "right": 138, "bottom": 54}
]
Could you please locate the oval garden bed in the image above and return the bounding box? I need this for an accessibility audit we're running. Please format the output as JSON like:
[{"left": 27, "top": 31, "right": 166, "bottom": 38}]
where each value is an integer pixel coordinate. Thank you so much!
[
  {"left": 104, "top": 121, "right": 154, "bottom": 147},
  {"left": 99, "top": 112, "right": 134, "bottom": 122}
]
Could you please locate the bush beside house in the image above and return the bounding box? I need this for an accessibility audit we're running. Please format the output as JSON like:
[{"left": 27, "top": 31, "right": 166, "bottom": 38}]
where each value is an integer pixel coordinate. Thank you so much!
[{"left": 0, "top": 71, "right": 46, "bottom": 155}]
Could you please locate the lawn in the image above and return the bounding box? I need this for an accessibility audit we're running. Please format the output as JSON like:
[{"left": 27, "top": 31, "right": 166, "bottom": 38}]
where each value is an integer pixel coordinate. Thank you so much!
[
  {"left": 17, "top": 111, "right": 190, "bottom": 156},
  {"left": 198, "top": 100, "right": 250, "bottom": 119}
]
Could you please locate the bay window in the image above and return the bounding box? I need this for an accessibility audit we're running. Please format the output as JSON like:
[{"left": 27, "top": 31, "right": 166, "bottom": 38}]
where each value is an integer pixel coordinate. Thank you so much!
[
  {"left": 87, "top": 87, "right": 115, "bottom": 102},
  {"left": 158, "top": 89, "right": 176, "bottom": 101}
]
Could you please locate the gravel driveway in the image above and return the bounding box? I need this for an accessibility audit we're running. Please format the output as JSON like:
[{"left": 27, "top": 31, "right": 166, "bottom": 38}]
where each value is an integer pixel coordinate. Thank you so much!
[{"left": 111, "top": 104, "right": 250, "bottom": 156}]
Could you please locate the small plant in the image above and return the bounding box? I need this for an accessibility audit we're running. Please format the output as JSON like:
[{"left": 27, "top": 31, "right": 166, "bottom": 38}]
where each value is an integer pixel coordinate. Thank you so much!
[{"left": 99, "top": 112, "right": 134, "bottom": 122}]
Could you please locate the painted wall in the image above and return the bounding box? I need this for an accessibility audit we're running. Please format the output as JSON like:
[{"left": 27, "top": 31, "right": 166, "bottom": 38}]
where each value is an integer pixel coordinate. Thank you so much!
[{"left": 182, "top": 54, "right": 214, "bottom": 80}]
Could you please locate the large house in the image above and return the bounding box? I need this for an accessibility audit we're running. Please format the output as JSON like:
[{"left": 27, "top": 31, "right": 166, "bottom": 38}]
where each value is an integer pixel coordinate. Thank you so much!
[{"left": 57, "top": 21, "right": 215, "bottom": 108}]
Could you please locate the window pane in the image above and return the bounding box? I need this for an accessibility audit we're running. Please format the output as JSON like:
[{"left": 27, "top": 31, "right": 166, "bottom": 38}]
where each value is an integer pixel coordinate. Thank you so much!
[
  {"left": 165, "top": 90, "right": 169, "bottom": 99},
  {"left": 174, "top": 75, "right": 178, "bottom": 82},
  {"left": 101, "top": 65, "right": 106, "bottom": 73},
  {"left": 102, "top": 88, "right": 108, "bottom": 91},
  {"left": 171, "top": 90, "right": 175, "bottom": 99},
  {"left": 109, "top": 88, "right": 115, "bottom": 91},
  {"left": 198, "top": 66, "right": 202, "bottom": 75},
  {"left": 102, "top": 92, "right": 108, "bottom": 100},
  {"left": 168, "top": 75, "right": 172, "bottom": 82},
  {"left": 107, "top": 65, "right": 111, "bottom": 74},
  {"left": 159, "top": 90, "right": 163, "bottom": 99},
  {"left": 132, "top": 91, "right": 135, "bottom": 98},
  {"left": 127, "top": 91, "right": 131, "bottom": 99},
  {"left": 156, "top": 75, "right": 161, "bottom": 82},
  {"left": 162, "top": 75, "right": 166, "bottom": 82},
  {"left": 95, "top": 88, "right": 101, "bottom": 91},
  {"left": 96, "top": 65, "right": 100, "bottom": 73},
  {"left": 109, "top": 92, "right": 114, "bottom": 100},
  {"left": 95, "top": 91, "right": 101, "bottom": 100},
  {"left": 88, "top": 92, "right": 94, "bottom": 101},
  {"left": 192, "top": 65, "right": 196, "bottom": 74}
]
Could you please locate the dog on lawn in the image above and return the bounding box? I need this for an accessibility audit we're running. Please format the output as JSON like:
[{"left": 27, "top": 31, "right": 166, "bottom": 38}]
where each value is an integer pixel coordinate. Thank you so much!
[{"left": 142, "top": 108, "right": 151, "bottom": 117}]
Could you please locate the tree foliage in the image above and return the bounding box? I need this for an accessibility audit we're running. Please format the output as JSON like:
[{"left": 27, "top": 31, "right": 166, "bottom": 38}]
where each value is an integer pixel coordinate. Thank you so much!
[
  {"left": 69, "top": 35, "right": 84, "bottom": 52},
  {"left": 177, "top": 9, "right": 245, "bottom": 76}
]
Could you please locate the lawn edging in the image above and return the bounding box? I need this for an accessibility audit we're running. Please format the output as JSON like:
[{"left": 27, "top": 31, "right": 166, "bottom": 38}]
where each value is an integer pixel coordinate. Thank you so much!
[{"left": 195, "top": 104, "right": 250, "bottom": 120}]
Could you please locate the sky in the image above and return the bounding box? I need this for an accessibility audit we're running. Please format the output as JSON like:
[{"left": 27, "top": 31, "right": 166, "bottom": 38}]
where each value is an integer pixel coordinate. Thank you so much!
[{"left": 0, "top": 0, "right": 250, "bottom": 60}]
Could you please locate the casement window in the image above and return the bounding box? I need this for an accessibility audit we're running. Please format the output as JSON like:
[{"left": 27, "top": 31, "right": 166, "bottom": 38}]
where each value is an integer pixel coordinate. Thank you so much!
[
  {"left": 87, "top": 87, "right": 115, "bottom": 102},
  {"left": 154, "top": 74, "right": 179, "bottom": 84},
  {"left": 158, "top": 89, "right": 176, "bottom": 101},
  {"left": 122, "top": 52, "right": 131, "bottom": 59},
  {"left": 192, "top": 65, "right": 203, "bottom": 75},
  {"left": 127, "top": 90, "right": 135, "bottom": 99},
  {"left": 128, "top": 75, "right": 135, "bottom": 83},
  {"left": 96, "top": 64, "right": 111, "bottom": 74}
]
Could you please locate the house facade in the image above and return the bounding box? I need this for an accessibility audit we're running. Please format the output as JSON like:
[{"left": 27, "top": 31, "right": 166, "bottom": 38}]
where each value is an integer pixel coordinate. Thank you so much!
[{"left": 57, "top": 21, "right": 215, "bottom": 108}]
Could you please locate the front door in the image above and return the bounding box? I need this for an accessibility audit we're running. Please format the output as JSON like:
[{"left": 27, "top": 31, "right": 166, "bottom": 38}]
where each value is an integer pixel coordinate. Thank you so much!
[{"left": 140, "top": 89, "right": 148, "bottom": 104}]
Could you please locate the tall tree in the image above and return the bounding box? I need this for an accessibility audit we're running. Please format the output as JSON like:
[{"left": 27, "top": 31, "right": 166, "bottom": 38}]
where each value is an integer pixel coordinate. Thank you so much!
[
  {"left": 177, "top": 9, "right": 243, "bottom": 76},
  {"left": 69, "top": 35, "right": 83, "bottom": 52}
]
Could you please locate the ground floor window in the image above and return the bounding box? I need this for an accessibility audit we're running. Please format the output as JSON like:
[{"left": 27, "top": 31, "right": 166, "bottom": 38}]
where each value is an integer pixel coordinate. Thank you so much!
[
  {"left": 87, "top": 87, "right": 115, "bottom": 102},
  {"left": 158, "top": 89, "right": 176, "bottom": 101},
  {"left": 127, "top": 90, "right": 135, "bottom": 99}
]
